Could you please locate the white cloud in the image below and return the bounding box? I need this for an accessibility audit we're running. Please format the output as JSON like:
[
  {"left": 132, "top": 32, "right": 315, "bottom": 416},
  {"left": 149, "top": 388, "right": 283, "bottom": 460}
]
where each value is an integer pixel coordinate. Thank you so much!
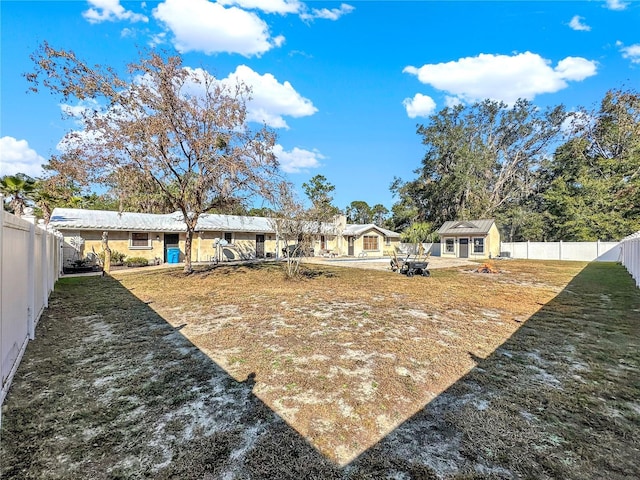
[
  {"left": 222, "top": 65, "right": 317, "bottom": 128},
  {"left": 605, "top": 0, "right": 628, "bottom": 11},
  {"left": 0, "top": 137, "right": 46, "bottom": 177},
  {"left": 273, "top": 144, "right": 323, "bottom": 173},
  {"left": 83, "top": 0, "right": 148, "bottom": 24},
  {"left": 618, "top": 41, "right": 640, "bottom": 64},
  {"left": 153, "top": 0, "right": 281, "bottom": 57},
  {"left": 569, "top": 15, "right": 591, "bottom": 31},
  {"left": 402, "top": 93, "right": 436, "bottom": 118},
  {"left": 403, "top": 52, "right": 597, "bottom": 105},
  {"left": 56, "top": 64, "right": 316, "bottom": 156},
  {"left": 555, "top": 56, "right": 598, "bottom": 80},
  {"left": 217, "top": 0, "right": 302, "bottom": 15},
  {"left": 445, "top": 96, "right": 463, "bottom": 108},
  {"left": 300, "top": 3, "right": 354, "bottom": 21}
]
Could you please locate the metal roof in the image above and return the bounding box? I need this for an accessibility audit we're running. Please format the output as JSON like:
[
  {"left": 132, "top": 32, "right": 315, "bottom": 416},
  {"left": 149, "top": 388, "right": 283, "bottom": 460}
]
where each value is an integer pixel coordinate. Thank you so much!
[
  {"left": 343, "top": 223, "right": 401, "bottom": 238},
  {"left": 50, "top": 208, "right": 276, "bottom": 233},
  {"left": 437, "top": 219, "right": 496, "bottom": 236},
  {"left": 49, "top": 208, "right": 401, "bottom": 237}
]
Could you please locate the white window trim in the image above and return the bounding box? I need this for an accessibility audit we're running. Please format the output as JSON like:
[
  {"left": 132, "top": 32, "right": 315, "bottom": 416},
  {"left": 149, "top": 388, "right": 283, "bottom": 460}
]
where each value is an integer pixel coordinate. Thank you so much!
[
  {"left": 472, "top": 237, "right": 485, "bottom": 254},
  {"left": 444, "top": 237, "right": 455, "bottom": 254},
  {"left": 129, "top": 232, "right": 152, "bottom": 250}
]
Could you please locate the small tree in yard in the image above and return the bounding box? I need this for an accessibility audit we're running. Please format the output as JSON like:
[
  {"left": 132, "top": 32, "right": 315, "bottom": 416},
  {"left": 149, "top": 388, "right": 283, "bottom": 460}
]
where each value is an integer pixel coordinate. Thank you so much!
[
  {"left": 270, "top": 183, "right": 315, "bottom": 279},
  {"left": 27, "top": 43, "right": 281, "bottom": 273}
]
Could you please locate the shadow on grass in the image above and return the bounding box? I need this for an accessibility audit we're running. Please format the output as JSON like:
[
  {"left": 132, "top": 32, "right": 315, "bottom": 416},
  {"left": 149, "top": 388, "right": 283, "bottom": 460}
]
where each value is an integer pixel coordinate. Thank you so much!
[
  {"left": 1, "top": 262, "right": 638, "bottom": 479},
  {"left": 0, "top": 274, "right": 343, "bottom": 479},
  {"left": 347, "top": 262, "right": 640, "bottom": 479}
]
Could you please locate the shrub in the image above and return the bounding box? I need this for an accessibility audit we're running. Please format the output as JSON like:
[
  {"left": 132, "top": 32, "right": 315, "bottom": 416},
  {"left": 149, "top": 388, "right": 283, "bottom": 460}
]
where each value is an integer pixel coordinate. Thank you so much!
[
  {"left": 124, "top": 256, "right": 150, "bottom": 267},
  {"left": 98, "top": 250, "right": 126, "bottom": 265}
]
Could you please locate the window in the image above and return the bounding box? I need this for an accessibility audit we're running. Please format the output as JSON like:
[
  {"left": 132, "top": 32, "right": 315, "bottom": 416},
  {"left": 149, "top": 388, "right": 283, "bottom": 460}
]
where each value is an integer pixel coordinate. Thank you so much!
[
  {"left": 363, "top": 235, "right": 378, "bottom": 251},
  {"left": 385, "top": 236, "right": 391, "bottom": 246},
  {"left": 224, "top": 232, "right": 233, "bottom": 244},
  {"left": 131, "top": 232, "right": 150, "bottom": 248},
  {"left": 473, "top": 237, "right": 484, "bottom": 254},
  {"left": 445, "top": 238, "right": 454, "bottom": 253}
]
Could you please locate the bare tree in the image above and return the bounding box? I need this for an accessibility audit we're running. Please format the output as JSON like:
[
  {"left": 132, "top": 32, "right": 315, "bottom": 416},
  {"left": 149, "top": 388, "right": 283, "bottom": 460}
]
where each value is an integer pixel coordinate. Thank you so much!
[
  {"left": 269, "top": 183, "right": 315, "bottom": 279},
  {"left": 27, "top": 43, "right": 281, "bottom": 272}
]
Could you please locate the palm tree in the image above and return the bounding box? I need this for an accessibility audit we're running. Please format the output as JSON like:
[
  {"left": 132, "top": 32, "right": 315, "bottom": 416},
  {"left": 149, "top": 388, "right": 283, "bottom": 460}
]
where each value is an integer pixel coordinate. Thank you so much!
[{"left": 0, "top": 173, "right": 36, "bottom": 216}]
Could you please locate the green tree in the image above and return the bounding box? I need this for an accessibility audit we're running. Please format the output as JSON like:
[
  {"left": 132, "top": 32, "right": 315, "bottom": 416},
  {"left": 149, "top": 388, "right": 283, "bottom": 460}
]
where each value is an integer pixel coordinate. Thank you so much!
[
  {"left": 371, "top": 203, "right": 390, "bottom": 226},
  {"left": 302, "top": 174, "right": 339, "bottom": 221},
  {"left": 393, "top": 99, "right": 567, "bottom": 231},
  {"left": 400, "top": 221, "right": 435, "bottom": 244},
  {"left": 28, "top": 44, "right": 282, "bottom": 273},
  {"left": 1, "top": 173, "right": 36, "bottom": 216},
  {"left": 387, "top": 176, "right": 422, "bottom": 232},
  {"left": 345, "top": 200, "right": 372, "bottom": 224},
  {"left": 542, "top": 90, "right": 640, "bottom": 240}
]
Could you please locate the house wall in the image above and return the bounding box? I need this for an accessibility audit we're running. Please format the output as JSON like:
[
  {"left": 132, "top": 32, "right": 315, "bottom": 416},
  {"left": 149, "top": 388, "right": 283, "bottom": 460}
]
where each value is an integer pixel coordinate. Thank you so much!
[
  {"left": 59, "top": 226, "right": 401, "bottom": 263},
  {"left": 311, "top": 235, "right": 340, "bottom": 255},
  {"left": 439, "top": 224, "right": 501, "bottom": 260},
  {"left": 194, "top": 231, "right": 280, "bottom": 262},
  {"left": 349, "top": 229, "right": 397, "bottom": 257},
  {"left": 486, "top": 224, "right": 501, "bottom": 259},
  {"left": 61, "top": 230, "right": 166, "bottom": 265}
]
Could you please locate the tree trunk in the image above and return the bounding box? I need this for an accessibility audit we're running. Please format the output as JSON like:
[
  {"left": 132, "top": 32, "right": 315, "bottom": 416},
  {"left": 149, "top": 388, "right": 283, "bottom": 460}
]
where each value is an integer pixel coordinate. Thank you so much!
[
  {"left": 184, "top": 229, "right": 193, "bottom": 273},
  {"left": 101, "top": 231, "right": 111, "bottom": 274}
]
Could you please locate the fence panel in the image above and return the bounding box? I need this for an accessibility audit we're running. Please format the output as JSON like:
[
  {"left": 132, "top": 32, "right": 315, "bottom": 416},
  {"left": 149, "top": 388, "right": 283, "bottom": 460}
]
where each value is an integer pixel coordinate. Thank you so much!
[
  {"left": 620, "top": 232, "right": 640, "bottom": 288},
  {"left": 500, "top": 241, "right": 621, "bottom": 262},
  {"left": 1, "top": 207, "right": 62, "bottom": 409},
  {"left": 1, "top": 212, "right": 31, "bottom": 406},
  {"left": 398, "top": 242, "right": 441, "bottom": 256}
]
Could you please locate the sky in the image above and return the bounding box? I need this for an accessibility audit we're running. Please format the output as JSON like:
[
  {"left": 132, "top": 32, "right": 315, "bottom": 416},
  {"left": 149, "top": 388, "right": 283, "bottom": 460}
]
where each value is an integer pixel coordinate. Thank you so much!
[{"left": 1, "top": 0, "right": 639, "bottom": 212}]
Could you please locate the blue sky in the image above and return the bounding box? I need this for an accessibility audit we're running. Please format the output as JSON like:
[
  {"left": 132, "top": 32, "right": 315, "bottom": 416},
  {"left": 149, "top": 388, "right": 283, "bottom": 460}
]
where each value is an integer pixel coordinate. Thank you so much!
[{"left": 1, "top": 0, "right": 639, "bottom": 211}]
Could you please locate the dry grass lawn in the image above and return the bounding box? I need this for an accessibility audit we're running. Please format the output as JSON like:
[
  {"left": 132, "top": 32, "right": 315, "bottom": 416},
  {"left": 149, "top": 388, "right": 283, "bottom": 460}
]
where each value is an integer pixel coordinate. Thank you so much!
[{"left": 2, "top": 259, "right": 638, "bottom": 479}]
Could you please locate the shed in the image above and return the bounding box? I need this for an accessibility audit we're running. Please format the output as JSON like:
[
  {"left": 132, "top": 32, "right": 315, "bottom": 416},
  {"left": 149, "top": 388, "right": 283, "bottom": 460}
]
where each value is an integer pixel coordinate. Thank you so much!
[{"left": 437, "top": 219, "right": 500, "bottom": 259}]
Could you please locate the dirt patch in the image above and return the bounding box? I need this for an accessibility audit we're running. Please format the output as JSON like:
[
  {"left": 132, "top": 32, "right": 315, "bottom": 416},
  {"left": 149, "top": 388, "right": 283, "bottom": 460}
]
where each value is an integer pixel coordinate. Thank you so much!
[{"left": 2, "top": 261, "right": 639, "bottom": 479}]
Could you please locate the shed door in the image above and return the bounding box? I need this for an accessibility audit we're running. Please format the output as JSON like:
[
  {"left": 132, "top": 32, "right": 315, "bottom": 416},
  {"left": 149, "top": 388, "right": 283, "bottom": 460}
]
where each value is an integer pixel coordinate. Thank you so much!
[
  {"left": 459, "top": 238, "right": 469, "bottom": 258},
  {"left": 348, "top": 237, "right": 354, "bottom": 256},
  {"left": 256, "top": 235, "right": 265, "bottom": 258}
]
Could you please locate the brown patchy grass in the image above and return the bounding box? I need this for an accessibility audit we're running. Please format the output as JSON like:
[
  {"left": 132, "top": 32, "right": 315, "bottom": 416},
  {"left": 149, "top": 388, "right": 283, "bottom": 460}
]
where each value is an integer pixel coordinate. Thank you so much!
[{"left": 1, "top": 260, "right": 638, "bottom": 479}]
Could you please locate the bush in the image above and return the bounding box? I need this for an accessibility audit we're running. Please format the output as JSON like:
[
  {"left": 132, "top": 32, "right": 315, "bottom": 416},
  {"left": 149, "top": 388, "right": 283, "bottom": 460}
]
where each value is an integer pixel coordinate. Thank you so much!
[
  {"left": 98, "top": 250, "right": 126, "bottom": 265},
  {"left": 124, "top": 256, "right": 150, "bottom": 267}
]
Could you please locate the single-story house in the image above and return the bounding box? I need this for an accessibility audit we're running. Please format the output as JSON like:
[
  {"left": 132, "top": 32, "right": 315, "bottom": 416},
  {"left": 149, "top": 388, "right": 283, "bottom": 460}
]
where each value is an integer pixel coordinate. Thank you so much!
[
  {"left": 437, "top": 219, "right": 500, "bottom": 259},
  {"left": 49, "top": 208, "right": 401, "bottom": 266}
]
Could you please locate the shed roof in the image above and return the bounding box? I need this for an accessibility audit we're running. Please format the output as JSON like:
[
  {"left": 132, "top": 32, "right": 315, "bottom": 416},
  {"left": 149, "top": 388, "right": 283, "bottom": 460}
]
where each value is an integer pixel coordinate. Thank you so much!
[{"left": 437, "top": 219, "right": 496, "bottom": 236}]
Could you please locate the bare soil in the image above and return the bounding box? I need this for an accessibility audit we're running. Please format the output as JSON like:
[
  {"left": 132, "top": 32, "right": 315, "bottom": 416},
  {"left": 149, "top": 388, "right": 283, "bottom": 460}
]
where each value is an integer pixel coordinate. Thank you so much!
[{"left": 1, "top": 260, "right": 638, "bottom": 479}]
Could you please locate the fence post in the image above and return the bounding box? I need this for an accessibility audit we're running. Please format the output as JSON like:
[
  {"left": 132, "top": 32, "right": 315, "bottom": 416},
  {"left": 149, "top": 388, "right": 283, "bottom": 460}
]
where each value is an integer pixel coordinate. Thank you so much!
[
  {"left": 559, "top": 240, "right": 563, "bottom": 260},
  {"left": 22, "top": 211, "right": 38, "bottom": 339},
  {"left": 526, "top": 240, "right": 530, "bottom": 259},
  {"left": 39, "top": 222, "right": 49, "bottom": 310}
]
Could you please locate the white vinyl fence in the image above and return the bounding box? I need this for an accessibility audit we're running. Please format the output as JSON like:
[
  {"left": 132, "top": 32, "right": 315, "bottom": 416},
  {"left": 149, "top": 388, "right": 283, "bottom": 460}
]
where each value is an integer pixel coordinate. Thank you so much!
[
  {"left": 499, "top": 241, "right": 621, "bottom": 262},
  {"left": 619, "top": 231, "right": 640, "bottom": 288},
  {"left": 1, "top": 205, "right": 63, "bottom": 411},
  {"left": 398, "top": 242, "right": 442, "bottom": 256}
]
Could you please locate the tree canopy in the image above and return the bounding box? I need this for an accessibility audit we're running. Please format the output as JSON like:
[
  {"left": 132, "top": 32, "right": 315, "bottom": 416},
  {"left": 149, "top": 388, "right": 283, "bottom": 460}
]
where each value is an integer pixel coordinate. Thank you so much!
[
  {"left": 302, "top": 174, "right": 339, "bottom": 221},
  {"left": 1, "top": 173, "right": 36, "bottom": 216},
  {"left": 28, "top": 43, "right": 283, "bottom": 272},
  {"left": 389, "top": 89, "right": 640, "bottom": 241}
]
